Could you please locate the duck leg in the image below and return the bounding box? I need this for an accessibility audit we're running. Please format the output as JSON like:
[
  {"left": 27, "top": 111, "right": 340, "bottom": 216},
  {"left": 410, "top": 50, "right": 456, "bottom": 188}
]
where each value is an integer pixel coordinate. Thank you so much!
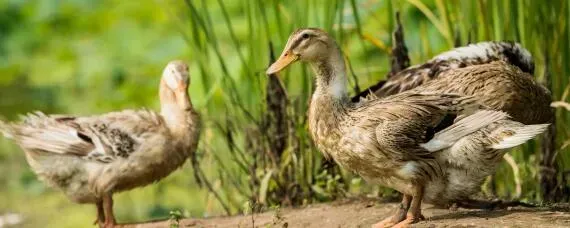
[
  {"left": 393, "top": 185, "right": 426, "bottom": 228},
  {"left": 372, "top": 194, "right": 412, "bottom": 228},
  {"left": 94, "top": 200, "right": 105, "bottom": 227},
  {"left": 102, "top": 193, "right": 116, "bottom": 228}
]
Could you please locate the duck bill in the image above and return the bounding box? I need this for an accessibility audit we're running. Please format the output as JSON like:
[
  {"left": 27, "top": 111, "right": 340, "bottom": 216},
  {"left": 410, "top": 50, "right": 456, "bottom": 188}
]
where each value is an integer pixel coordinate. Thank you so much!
[{"left": 266, "top": 51, "right": 298, "bottom": 75}]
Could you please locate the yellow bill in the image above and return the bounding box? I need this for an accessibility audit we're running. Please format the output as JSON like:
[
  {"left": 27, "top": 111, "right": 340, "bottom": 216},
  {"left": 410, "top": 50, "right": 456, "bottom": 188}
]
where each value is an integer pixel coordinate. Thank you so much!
[{"left": 266, "top": 51, "right": 298, "bottom": 75}]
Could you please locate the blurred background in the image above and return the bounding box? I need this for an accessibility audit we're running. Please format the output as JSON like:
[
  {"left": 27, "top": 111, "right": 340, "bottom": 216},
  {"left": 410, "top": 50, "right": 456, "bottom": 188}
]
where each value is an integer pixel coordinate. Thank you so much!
[{"left": 0, "top": 0, "right": 569, "bottom": 227}]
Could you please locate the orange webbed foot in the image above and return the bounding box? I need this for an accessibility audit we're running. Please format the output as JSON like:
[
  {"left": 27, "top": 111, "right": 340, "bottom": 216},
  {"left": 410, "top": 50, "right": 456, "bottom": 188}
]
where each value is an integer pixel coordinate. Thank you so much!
[
  {"left": 391, "top": 212, "right": 425, "bottom": 228},
  {"left": 372, "top": 216, "right": 398, "bottom": 228}
]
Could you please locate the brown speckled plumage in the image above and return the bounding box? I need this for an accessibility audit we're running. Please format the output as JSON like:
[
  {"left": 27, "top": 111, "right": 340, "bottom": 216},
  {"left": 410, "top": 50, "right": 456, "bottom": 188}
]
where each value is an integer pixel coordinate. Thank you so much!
[
  {"left": 408, "top": 62, "right": 552, "bottom": 124},
  {"left": 268, "top": 28, "right": 549, "bottom": 227},
  {"left": 0, "top": 60, "right": 200, "bottom": 228},
  {"left": 355, "top": 42, "right": 552, "bottom": 125},
  {"left": 354, "top": 41, "right": 537, "bottom": 102}
]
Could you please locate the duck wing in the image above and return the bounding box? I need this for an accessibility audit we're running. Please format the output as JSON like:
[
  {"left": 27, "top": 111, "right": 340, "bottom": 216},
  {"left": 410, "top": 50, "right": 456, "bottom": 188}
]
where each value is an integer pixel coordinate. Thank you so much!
[
  {"left": 364, "top": 93, "right": 479, "bottom": 159},
  {"left": 353, "top": 41, "right": 534, "bottom": 101},
  {"left": 2, "top": 110, "right": 165, "bottom": 163},
  {"left": 361, "top": 93, "right": 508, "bottom": 180}
]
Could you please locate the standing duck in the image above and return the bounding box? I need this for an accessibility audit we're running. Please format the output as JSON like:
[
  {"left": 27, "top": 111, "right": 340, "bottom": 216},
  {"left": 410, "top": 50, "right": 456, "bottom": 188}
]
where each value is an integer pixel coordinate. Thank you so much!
[
  {"left": 0, "top": 60, "right": 200, "bottom": 228},
  {"left": 267, "top": 28, "right": 549, "bottom": 227},
  {"left": 352, "top": 36, "right": 553, "bottom": 210}
]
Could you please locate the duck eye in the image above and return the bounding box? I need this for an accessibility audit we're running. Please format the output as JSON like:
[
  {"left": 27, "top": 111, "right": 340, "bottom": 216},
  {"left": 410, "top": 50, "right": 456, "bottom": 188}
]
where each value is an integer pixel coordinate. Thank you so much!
[{"left": 302, "top": 33, "right": 310, "bottom": 39}]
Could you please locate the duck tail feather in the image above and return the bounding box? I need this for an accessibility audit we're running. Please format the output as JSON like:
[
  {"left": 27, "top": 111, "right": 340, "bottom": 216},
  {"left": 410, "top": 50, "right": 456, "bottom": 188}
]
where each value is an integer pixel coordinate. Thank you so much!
[
  {"left": 421, "top": 110, "right": 509, "bottom": 152},
  {"left": 491, "top": 124, "right": 550, "bottom": 150}
]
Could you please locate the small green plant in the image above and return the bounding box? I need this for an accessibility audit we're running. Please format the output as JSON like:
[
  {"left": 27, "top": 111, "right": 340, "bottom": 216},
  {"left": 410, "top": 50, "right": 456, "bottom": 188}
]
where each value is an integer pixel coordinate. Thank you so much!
[{"left": 168, "top": 210, "right": 183, "bottom": 228}]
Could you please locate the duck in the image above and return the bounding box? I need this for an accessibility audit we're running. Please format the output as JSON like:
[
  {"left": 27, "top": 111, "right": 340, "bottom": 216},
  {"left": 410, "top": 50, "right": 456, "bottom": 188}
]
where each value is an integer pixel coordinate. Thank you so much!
[
  {"left": 0, "top": 60, "right": 200, "bottom": 228},
  {"left": 267, "top": 28, "right": 549, "bottom": 227},
  {"left": 353, "top": 36, "right": 553, "bottom": 210},
  {"left": 353, "top": 41, "right": 538, "bottom": 104}
]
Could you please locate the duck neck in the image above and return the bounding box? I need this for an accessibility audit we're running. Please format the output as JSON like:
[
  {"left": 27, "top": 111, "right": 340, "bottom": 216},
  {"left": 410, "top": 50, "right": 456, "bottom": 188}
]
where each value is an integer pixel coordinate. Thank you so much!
[
  {"left": 308, "top": 46, "right": 350, "bottom": 142},
  {"left": 309, "top": 46, "right": 350, "bottom": 110},
  {"left": 159, "top": 81, "right": 199, "bottom": 138},
  {"left": 306, "top": 49, "right": 349, "bottom": 161}
]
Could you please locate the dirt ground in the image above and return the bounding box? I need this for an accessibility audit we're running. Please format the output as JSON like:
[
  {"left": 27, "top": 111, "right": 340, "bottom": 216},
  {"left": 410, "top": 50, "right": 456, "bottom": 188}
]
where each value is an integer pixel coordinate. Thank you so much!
[{"left": 119, "top": 198, "right": 570, "bottom": 228}]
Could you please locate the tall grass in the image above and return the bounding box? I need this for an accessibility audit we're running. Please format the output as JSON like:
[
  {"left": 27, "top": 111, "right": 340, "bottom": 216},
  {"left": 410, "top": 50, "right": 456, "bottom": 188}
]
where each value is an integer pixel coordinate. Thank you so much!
[{"left": 173, "top": 0, "right": 570, "bottom": 214}]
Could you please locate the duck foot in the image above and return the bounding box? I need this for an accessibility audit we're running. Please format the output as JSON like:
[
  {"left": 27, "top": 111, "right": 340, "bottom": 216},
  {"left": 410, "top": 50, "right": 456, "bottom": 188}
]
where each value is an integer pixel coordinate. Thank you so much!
[
  {"left": 373, "top": 186, "right": 426, "bottom": 228},
  {"left": 452, "top": 199, "right": 535, "bottom": 210},
  {"left": 372, "top": 216, "right": 397, "bottom": 228},
  {"left": 390, "top": 185, "right": 425, "bottom": 228},
  {"left": 373, "top": 214, "right": 425, "bottom": 228},
  {"left": 372, "top": 213, "right": 410, "bottom": 228},
  {"left": 372, "top": 194, "right": 412, "bottom": 228},
  {"left": 391, "top": 212, "right": 425, "bottom": 228}
]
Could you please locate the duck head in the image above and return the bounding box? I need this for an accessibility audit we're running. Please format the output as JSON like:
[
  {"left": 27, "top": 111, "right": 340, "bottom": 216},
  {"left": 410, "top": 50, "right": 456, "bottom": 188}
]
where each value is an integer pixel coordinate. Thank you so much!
[
  {"left": 160, "top": 60, "right": 193, "bottom": 112},
  {"left": 267, "top": 28, "right": 337, "bottom": 74}
]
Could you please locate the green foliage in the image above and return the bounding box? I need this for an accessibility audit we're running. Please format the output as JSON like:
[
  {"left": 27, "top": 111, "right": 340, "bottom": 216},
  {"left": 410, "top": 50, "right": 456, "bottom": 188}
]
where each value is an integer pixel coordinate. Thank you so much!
[
  {"left": 0, "top": 0, "right": 569, "bottom": 227},
  {"left": 168, "top": 210, "right": 183, "bottom": 228}
]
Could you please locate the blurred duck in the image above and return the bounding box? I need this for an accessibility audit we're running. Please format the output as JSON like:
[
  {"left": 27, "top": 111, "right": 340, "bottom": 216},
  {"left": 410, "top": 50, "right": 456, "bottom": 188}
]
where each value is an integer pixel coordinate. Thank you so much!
[
  {"left": 267, "top": 28, "right": 549, "bottom": 227},
  {"left": 0, "top": 61, "right": 201, "bottom": 228}
]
